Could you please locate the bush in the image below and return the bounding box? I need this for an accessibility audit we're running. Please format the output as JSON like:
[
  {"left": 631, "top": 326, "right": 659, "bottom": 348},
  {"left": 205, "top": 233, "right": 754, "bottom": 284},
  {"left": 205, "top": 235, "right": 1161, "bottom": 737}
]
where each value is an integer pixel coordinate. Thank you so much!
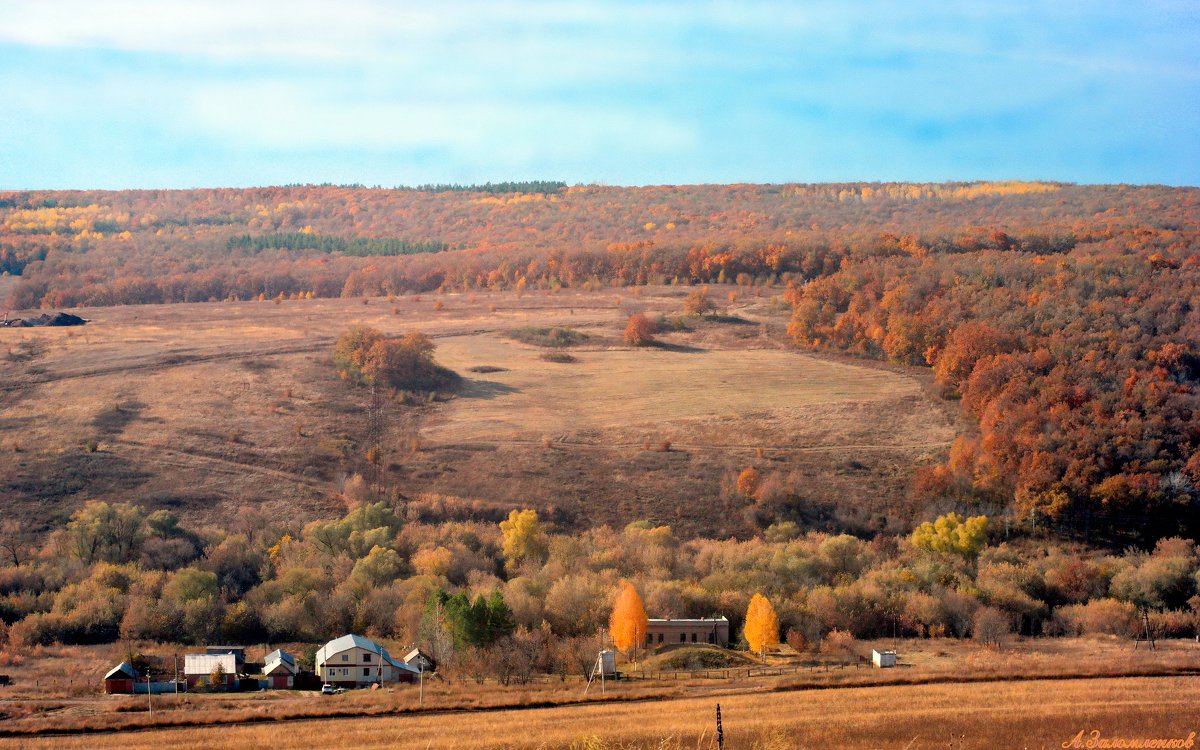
[
  {"left": 972, "top": 606, "right": 1012, "bottom": 647},
  {"left": 624, "top": 313, "right": 657, "bottom": 346},
  {"left": 821, "top": 628, "right": 856, "bottom": 658},
  {"left": 1049, "top": 599, "right": 1139, "bottom": 637},
  {"left": 508, "top": 327, "right": 588, "bottom": 348},
  {"left": 683, "top": 286, "right": 717, "bottom": 317},
  {"left": 334, "top": 326, "right": 459, "bottom": 392}
]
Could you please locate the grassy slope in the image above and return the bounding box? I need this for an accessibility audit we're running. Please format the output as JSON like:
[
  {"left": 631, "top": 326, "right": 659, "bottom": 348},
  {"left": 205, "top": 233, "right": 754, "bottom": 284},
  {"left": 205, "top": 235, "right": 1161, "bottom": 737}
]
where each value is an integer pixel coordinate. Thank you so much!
[{"left": 0, "top": 287, "right": 955, "bottom": 538}]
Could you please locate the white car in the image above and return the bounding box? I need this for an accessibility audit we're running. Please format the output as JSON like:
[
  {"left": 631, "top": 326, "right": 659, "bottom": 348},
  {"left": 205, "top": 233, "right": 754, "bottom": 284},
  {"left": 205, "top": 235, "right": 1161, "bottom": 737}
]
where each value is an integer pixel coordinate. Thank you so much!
[{"left": 320, "top": 683, "right": 335, "bottom": 695}]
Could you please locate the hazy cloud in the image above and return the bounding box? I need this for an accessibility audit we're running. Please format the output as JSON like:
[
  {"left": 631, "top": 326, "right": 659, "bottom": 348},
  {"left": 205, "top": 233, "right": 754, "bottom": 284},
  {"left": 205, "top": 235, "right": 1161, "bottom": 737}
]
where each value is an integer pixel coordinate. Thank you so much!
[{"left": 0, "top": 0, "right": 1196, "bottom": 187}]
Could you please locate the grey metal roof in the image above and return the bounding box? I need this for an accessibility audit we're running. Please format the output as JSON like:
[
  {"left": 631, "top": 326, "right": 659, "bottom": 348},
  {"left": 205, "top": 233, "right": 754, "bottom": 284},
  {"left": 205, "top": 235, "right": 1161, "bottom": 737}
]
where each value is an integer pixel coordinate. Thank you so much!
[
  {"left": 647, "top": 617, "right": 729, "bottom": 624},
  {"left": 264, "top": 649, "right": 295, "bottom": 666},
  {"left": 316, "top": 634, "right": 418, "bottom": 672},
  {"left": 105, "top": 662, "right": 138, "bottom": 680}
]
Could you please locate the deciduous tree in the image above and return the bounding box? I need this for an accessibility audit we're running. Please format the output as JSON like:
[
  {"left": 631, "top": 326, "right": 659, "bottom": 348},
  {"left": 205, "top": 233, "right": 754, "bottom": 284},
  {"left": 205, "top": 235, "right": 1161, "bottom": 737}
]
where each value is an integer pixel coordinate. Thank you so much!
[
  {"left": 743, "top": 592, "right": 779, "bottom": 657},
  {"left": 608, "top": 579, "right": 649, "bottom": 658}
]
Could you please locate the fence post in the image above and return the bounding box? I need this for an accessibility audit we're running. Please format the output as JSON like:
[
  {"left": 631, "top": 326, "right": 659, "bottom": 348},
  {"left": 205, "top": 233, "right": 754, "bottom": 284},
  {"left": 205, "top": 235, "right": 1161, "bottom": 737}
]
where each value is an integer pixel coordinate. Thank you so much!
[{"left": 716, "top": 703, "right": 725, "bottom": 750}]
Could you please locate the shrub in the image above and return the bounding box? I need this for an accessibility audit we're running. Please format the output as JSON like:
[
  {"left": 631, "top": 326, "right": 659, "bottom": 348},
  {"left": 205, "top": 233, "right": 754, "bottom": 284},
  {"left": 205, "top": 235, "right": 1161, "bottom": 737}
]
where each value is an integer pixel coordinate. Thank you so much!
[
  {"left": 972, "top": 606, "right": 1012, "bottom": 647},
  {"left": 624, "top": 313, "right": 657, "bottom": 346},
  {"left": 1050, "top": 598, "right": 1139, "bottom": 637},
  {"left": 821, "top": 628, "right": 856, "bottom": 658},
  {"left": 508, "top": 326, "right": 588, "bottom": 348},
  {"left": 737, "top": 467, "right": 761, "bottom": 499},
  {"left": 683, "top": 286, "right": 717, "bottom": 317},
  {"left": 333, "top": 326, "right": 459, "bottom": 392}
]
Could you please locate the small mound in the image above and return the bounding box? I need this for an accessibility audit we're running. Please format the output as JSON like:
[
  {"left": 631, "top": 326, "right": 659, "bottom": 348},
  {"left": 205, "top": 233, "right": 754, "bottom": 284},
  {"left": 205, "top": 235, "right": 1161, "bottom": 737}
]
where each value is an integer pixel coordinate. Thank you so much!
[
  {"left": 540, "top": 352, "right": 577, "bottom": 363},
  {"left": 644, "top": 645, "right": 758, "bottom": 671},
  {"left": 467, "top": 365, "right": 509, "bottom": 373}
]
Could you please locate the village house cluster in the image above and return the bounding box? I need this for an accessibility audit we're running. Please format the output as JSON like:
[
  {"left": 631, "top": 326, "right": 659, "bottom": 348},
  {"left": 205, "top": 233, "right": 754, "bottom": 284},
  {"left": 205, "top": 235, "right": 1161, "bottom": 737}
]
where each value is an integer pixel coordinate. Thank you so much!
[{"left": 103, "top": 635, "right": 434, "bottom": 694}]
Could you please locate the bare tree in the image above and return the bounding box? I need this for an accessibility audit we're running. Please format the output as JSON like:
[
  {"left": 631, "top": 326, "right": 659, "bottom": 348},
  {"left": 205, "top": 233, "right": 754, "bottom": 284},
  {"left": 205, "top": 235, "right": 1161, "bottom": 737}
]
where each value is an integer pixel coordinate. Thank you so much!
[{"left": 0, "top": 520, "right": 28, "bottom": 566}]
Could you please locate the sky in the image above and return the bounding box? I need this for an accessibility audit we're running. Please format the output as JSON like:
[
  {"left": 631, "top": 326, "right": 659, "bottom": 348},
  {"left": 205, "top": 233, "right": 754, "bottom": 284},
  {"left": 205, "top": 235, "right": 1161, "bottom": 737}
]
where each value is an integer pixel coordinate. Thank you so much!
[{"left": 0, "top": 1, "right": 1197, "bottom": 189}]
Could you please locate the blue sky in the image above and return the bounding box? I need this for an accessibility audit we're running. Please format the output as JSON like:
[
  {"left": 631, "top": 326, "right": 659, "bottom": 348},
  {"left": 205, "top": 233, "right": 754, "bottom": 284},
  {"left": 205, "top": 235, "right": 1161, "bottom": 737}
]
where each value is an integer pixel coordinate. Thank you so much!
[{"left": 0, "top": 1, "right": 1197, "bottom": 188}]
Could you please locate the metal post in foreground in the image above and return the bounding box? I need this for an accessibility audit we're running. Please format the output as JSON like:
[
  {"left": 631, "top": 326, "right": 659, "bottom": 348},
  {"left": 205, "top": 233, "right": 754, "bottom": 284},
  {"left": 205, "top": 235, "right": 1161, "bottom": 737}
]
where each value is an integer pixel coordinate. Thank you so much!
[{"left": 716, "top": 703, "right": 724, "bottom": 750}]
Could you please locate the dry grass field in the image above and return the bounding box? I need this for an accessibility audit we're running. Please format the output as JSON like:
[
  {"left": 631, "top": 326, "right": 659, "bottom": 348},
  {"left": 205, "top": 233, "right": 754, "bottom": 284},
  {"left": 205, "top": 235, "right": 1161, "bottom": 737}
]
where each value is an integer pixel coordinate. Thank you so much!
[
  {"left": 1, "top": 287, "right": 956, "bottom": 537},
  {"left": 1, "top": 637, "right": 1195, "bottom": 742},
  {"left": 3, "top": 675, "right": 1194, "bottom": 750}
]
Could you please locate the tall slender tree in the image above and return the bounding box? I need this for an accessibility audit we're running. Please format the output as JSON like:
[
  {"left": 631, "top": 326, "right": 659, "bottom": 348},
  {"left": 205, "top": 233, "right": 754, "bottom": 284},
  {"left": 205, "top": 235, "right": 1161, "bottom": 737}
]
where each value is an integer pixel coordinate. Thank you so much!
[
  {"left": 609, "top": 580, "right": 649, "bottom": 659},
  {"left": 743, "top": 593, "right": 780, "bottom": 658}
]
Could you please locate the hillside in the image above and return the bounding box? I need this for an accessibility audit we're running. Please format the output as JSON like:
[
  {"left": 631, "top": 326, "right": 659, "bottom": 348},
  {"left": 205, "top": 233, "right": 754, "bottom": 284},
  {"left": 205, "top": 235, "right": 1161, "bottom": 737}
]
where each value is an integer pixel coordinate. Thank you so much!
[
  {"left": 2, "top": 182, "right": 1198, "bottom": 311},
  {"left": 0, "top": 287, "right": 952, "bottom": 539},
  {"left": 3, "top": 182, "right": 1199, "bottom": 544}
]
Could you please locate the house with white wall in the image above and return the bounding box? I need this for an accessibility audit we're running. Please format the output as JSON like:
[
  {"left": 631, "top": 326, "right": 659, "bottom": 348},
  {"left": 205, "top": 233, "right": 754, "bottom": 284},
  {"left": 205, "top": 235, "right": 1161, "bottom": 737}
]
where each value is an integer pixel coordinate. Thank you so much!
[{"left": 316, "top": 634, "right": 419, "bottom": 687}]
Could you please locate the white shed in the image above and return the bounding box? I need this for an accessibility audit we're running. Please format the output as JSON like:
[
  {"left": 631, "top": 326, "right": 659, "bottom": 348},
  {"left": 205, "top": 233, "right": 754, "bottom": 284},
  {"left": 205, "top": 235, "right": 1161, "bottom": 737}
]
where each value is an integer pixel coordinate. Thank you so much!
[{"left": 872, "top": 649, "right": 897, "bottom": 668}]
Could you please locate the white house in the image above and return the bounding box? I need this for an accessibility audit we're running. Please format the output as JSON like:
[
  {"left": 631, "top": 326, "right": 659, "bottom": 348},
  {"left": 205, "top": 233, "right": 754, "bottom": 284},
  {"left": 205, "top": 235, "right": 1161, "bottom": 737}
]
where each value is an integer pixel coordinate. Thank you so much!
[
  {"left": 872, "top": 649, "right": 897, "bottom": 668},
  {"left": 316, "top": 634, "right": 420, "bottom": 687},
  {"left": 263, "top": 649, "right": 298, "bottom": 689},
  {"left": 184, "top": 653, "right": 239, "bottom": 689}
]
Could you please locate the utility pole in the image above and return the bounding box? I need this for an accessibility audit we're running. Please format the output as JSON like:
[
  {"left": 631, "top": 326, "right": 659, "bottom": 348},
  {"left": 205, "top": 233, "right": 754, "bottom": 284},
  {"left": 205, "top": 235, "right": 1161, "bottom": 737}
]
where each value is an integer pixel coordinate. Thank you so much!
[
  {"left": 174, "top": 654, "right": 179, "bottom": 695},
  {"left": 418, "top": 663, "right": 424, "bottom": 706},
  {"left": 146, "top": 674, "right": 152, "bottom": 718}
]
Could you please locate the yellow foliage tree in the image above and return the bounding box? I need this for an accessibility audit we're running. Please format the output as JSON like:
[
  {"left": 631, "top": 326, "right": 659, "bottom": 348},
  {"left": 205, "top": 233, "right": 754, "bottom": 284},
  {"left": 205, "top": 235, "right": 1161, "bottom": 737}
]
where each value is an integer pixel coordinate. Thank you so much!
[
  {"left": 911, "top": 512, "right": 989, "bottom": 558},
  {"left": 743, "top": 593, "right": 779, "bottom": 657},
  {"left": 500, "top": 509, "right": 548, "bottom": 569},
  {"left": 608, "top": 580, "right": 649, "bottom": 658}
]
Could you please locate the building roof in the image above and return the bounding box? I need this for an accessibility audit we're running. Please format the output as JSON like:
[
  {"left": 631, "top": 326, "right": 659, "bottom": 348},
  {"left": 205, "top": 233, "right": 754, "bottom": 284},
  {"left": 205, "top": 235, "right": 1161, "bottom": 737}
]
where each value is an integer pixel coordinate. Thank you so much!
[
  {"left": 264, "top": 649, "right": 297, "bottom": 674},
  {"left": 647, "top": 617, "right": 729, "bottom": 625},
  {"left": 184, "top": 653, "right": 239, "bottom": 675},
  {"left": 105, "top": 662, "right": 138, "bottom": 680},
  {"left": 317, "top": 634, "right": 418, "bottom": 673}
]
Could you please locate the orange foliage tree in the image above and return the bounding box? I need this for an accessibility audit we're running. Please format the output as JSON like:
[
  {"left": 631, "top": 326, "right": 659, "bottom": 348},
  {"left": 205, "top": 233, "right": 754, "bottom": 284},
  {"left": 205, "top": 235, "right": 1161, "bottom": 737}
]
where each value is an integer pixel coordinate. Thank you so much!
[
  {"left": 736, "top": 467, "right": 761, "bottom": 498},
  {"left": 743, "top": 593, "right": 779, "bottom": 657},
  {"left": 624, "top": 313, "right": 657, "bottom": 346},
  {"left": 609, "top": 579, "right": 649, "bottom": 658}
]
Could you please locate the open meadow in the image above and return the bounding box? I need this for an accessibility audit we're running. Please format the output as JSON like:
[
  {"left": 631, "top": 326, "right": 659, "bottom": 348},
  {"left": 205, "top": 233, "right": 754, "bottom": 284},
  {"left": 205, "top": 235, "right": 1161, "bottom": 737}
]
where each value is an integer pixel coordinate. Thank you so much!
[
  {"left": 1, "top": 637, "right": 1196, "bottom": 744},
  {"left": 2, "top": 674, "right": 1196, "bottom": 750},
  {"left": 1, "top": 287, "right": 954, "bottom": 538}
]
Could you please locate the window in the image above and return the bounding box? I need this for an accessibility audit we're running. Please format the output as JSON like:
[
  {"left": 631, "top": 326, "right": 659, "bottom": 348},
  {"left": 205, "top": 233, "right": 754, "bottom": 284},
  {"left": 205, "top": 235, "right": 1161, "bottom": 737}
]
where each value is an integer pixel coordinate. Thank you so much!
[
  {"left": 341, "top": 654, "right": 349, "bottom": 662},
  {"left": 658, "top": 633, "right": 664, "bottom": 643},
  {"left": 363, "top": 667, "right": 370, "bottom": 676},
  {"left": 364, "top": 653, "right": 372, "bottom": 662},
  {"left": 679, "top": 633, "right": 686, "bottom": 643},
  {"left": 691, "top": 632, "right": 697, "bottom": 643},
  {"left": 707, "top": 633, "right": 715, "bottom": 644}
]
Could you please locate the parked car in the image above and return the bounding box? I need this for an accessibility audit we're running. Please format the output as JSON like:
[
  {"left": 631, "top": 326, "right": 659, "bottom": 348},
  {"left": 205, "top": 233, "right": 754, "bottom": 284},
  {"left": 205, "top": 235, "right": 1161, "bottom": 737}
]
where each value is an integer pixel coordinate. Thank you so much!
[{"left": 321, "top": 683, "right": 335, "bottom": 695}]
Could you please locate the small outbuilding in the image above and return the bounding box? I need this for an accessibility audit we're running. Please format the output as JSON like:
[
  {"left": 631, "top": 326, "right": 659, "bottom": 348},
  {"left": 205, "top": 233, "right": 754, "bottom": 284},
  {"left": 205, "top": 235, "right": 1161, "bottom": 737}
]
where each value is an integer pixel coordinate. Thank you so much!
[
  {"left": 104, "top": 662, "right": 138, "bottom": 694},
  {"left": 403, "top": 648, "right": 435, "bottom": 673},
  {"left": 263, "top": 649, "right": 298, "bottom": 689},
  {"left": 872, "top": 649, "right": 897, "bottom": 668}
]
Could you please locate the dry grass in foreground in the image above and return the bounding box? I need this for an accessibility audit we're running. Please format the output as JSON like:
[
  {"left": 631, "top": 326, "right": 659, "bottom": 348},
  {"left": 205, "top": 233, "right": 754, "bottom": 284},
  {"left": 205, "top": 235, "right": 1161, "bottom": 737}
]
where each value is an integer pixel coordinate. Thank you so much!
[{"left": 5, "top": 675, "right": 1195, "bottom": 750}]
